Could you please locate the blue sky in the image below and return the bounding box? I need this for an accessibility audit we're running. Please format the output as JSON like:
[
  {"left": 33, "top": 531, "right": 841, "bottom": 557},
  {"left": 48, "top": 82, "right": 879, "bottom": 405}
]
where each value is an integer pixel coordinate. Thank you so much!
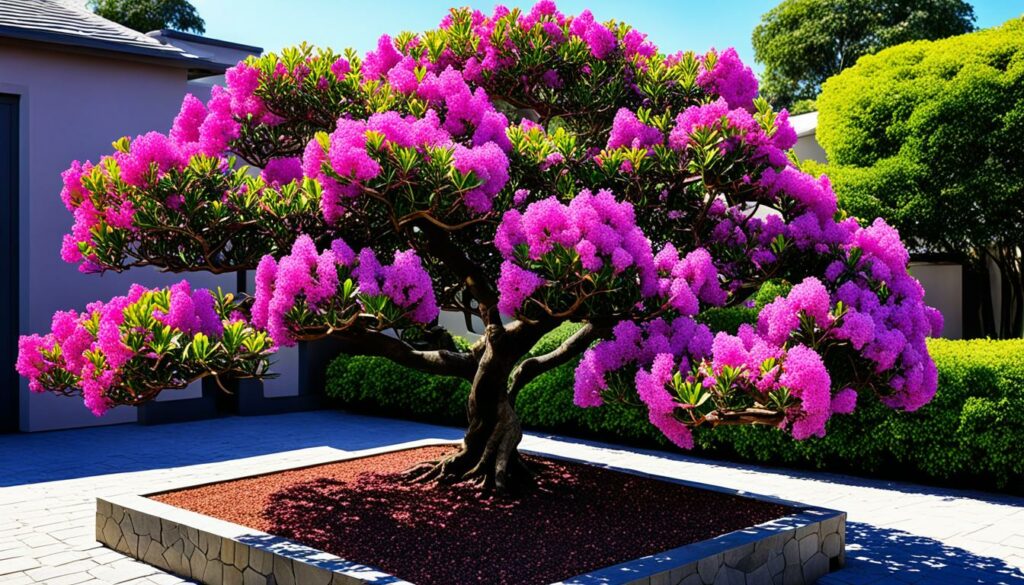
[{"left": 192, "top": 0, "right": 1023, "bottom": 72}]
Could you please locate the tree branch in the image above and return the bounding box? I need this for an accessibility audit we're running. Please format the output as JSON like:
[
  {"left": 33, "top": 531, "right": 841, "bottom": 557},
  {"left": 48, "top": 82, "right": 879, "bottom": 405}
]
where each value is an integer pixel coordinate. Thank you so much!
[
  {"left": 331, "top": 329, "right": 478, "bottom": 381},
  {"left": 507, "top": 323, "right": 606, "bottom": 401},
  {"left": 415, "top": 220, "right": 500, "bottom": 320}
]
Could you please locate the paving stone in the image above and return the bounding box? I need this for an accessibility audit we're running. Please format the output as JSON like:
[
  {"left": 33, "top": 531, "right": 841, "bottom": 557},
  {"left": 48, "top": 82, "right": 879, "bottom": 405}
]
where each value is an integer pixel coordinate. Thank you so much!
[
  {"left": 820, "top": 515, "right": 840, "bottom": 536},
  {"left": 723, "top": 543, "right": 756, "bottom": 568},
  {"left": 669, "top": 562, "right": 697, "bottom": 583},
  {"left": 745, "top": 564, "right": 772, "bottom": 585},
  {"left": 272, "top": 554, "right": 295, "bottom": 585},
  {"left": 224, "top": 563, "right": 244, "bottom": 585},
  {"left": 204, "top": 558, "right": 225, "bottom": 585},
  {"left": 802, "top": 552, "right": 829, "bottom": 582},
  {"left": 798, "top": 533, "right": 819, "bottom": 563},
  {"left": 243, "top": 567, "right": 268, "bottom": 585},
  {"left": 87, "top": 558, "right": 159, "bottom": 583},
  {"left": 823, "top": 532, "right": 842, "bottom": 558},
  {"left": 44, "top": 572, "right": 96, "bottom": 585},
  {"left": 0, "top": 556, "right": 40, "bottom": 575},
  {"left": 222, "top": 537, "right": 235, "bottom": 565},
  {"left": 783, "top": 538, "right": 799, "bottom": 566},
  {"left": 782, "top": 564, "right": 802, "bottom": 585},
  {"left": 714, "top": 566, "right": 746, "bottom": 585},
  {"left": 768, "top": 550, "right": 784, "bottom": 577},
  {"left": 698, "top": 552, "right": 722, "bottom": 583},
  {"left": 294, "top": 561, "right": 332, "bottom": 585},
  {"left": 24, "top": 558, "right": 99, "bottom": 581},
  {"left": 233, "top": 541, "right": 249, "bottom": 571},
  {"left": 189, "top": 548, "right": 208, "bottom": 580},
  {"left": 35, "top": 549, "right": 91, "bottom": 569},
  {"left": 2, "top": 411, "right": 1024, "bottom": 585}
]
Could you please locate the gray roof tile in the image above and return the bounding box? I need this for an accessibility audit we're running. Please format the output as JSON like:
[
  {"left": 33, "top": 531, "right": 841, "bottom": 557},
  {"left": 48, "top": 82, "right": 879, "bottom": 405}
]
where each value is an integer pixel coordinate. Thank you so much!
[{"left": 0, "top": 0, "right": 224, "bottom": 72}]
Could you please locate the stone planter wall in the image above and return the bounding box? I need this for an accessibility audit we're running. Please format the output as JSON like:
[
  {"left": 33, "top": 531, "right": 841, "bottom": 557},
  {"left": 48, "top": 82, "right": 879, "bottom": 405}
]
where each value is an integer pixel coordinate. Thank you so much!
[{"left": 95, "top": 439, "right": 846, "bottom": 585}]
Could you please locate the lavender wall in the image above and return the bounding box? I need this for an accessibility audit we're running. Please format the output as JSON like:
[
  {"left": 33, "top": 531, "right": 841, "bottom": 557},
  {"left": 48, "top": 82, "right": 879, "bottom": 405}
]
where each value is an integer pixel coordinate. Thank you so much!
[{"left": 0, "top": 45, "right": 234, "bottom": 431}]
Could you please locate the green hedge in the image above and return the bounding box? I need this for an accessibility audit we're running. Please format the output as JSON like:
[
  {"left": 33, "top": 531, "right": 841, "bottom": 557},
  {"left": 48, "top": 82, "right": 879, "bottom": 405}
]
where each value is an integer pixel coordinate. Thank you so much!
[{"left": 326, "top": 325, "right": 1024, "bottom": 490}]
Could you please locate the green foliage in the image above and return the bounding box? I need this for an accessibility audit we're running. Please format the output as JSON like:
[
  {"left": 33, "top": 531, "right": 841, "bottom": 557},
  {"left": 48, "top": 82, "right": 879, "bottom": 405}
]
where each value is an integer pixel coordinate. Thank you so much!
[
  {"left": 752, "top": 0, "right": 975, "bottom": 109},
  {"left": 816, "top": 17, "right": 1024, "bottom": 245},
  {"left": 816, "top": 18, "right": 1024, "bottom": 337},
  {"left": 699, "top": 339, "right": 1024, "bottom": 488},
  {"left": 89, "top": 0, "right": 205, "bottom": 34},
  {"left": 77, "top": 151, "right": 325, "bottom": 273},
  {"left": 327, "top": 332, "right": 1024, "bottom": 489}
]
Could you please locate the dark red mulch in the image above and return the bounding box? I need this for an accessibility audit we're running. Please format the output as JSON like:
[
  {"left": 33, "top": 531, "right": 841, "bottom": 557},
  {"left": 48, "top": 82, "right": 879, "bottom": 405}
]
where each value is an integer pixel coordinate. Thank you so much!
[{"left": 153, "top": 445, "right": 794, "bottom": 585}]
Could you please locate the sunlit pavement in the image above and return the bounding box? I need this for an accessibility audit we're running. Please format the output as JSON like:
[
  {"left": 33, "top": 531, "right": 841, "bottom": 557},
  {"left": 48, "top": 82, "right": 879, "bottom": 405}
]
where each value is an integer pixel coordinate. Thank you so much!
[{"left": 0, "top": 411, "right": 1021, "bottom": 584}]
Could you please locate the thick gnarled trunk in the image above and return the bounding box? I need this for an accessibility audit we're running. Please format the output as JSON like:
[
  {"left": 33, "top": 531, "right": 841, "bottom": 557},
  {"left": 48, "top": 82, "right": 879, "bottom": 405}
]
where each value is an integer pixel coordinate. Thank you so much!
[{"left": 406, "top": 324, "right": 537, "bottom": 493}]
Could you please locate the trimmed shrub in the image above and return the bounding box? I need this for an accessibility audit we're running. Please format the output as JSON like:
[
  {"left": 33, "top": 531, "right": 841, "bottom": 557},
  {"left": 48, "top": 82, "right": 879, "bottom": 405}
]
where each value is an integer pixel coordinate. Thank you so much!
[
  {"left": 813, "top": 17, "right": 1024, "bottom": 338},
  {"left": 327, "top": 328, "right": 1024, "bottom": 490},
  {"left": 696, "top": 339, "right": 1024, "bottom": 488}
]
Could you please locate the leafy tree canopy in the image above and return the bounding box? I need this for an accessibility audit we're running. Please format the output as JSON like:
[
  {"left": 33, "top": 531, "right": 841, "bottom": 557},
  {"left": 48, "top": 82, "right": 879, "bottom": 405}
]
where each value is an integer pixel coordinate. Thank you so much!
[
  {"left": 18, "top": 3, "right": 943, "bottom": 492},
  {"left": 752, "top": 0, "right": 976, "bottom": 111},
  {"left": 813, "top": 17, "right": 1024, "bottom": 336},
  {"left": 89, "top": 0, "right": 205, "bottom": 35}
]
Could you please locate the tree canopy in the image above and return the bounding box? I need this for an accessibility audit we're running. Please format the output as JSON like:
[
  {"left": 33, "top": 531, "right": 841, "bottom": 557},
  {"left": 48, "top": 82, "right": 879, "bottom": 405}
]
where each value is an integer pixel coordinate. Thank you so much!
[
  {"left": 89, "top": 0, "right": 205, "bottom": 35},
  {"left": 18, "top": 2, "right": 941, "bottom": 492},
  {"left": 813, "top": 17, "right": 1024, "bottom": 338},
  {"left": 752, "top": 0, "right": 976, "bottom": 112}
]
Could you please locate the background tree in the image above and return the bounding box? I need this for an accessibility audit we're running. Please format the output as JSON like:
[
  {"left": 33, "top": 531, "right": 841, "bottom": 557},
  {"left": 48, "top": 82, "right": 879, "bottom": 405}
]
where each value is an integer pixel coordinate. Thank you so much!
[
  {"left": 89, "top": 0, "right": 205, "bottom": 34},
  {"left": 752, "top": 0, "right": 975, "bottom": 112},
  {"left": 18, "top": 3, "right": 941, "bottom": 493},
  {"left": 811, "top": 17, "right": 1024, "bottom": 339}
]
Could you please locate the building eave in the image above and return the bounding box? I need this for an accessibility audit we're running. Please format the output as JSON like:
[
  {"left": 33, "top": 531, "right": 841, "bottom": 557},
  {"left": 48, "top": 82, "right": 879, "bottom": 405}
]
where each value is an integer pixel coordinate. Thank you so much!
[{"left": 0, "top": 25, "right": 226, "bottom": 76}]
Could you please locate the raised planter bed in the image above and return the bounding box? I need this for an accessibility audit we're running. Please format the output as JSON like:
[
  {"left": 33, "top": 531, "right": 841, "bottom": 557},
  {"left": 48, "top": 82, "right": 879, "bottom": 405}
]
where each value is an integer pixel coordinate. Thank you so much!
[{"left": 95, "top": 439, "right": 845, "bottom": 585}]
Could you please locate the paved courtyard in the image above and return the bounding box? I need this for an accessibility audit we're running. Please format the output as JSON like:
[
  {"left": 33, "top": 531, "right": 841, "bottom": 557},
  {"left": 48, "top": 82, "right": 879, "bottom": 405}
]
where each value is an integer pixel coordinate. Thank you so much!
[{"left": 0, "top": 411, "right": 1022, "bottom": 584}]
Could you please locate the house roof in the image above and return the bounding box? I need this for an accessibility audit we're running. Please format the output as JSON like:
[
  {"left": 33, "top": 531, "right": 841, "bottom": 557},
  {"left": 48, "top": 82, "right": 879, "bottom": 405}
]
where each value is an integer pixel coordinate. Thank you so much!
[
  {"left": 148, "top": 29, "right": 262, "bottom": 55},
  {"left": 789, "top": 111, "right": 818, "bottom": 138},
  {"left": 0, "top": 0, "right": 225, "bottom": 74}
]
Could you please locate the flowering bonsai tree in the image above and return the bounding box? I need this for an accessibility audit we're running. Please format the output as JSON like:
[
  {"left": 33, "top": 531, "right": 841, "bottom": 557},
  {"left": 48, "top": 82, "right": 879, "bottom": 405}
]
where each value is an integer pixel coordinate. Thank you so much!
[{"left": 17, "top": 2, "right": 942, "bottom": 492}]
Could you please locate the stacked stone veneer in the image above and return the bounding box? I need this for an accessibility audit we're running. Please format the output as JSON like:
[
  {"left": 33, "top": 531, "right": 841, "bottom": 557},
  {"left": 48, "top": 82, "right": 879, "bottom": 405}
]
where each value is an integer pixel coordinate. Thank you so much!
[
  {"left": 95, "top": 495, "right": 412, "bottom": 585},
  {"left": 557, "top": 510, "right": 845, "bottom": 585},
  {"left": 94, "top": 441, "right": 846, "bottom": 585}
]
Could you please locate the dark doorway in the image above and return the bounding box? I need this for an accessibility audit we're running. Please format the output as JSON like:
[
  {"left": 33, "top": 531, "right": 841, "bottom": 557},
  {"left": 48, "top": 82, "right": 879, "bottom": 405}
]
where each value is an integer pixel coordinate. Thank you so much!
[{"left": 0, "top": 94, "right": 19, "bottom": 432}]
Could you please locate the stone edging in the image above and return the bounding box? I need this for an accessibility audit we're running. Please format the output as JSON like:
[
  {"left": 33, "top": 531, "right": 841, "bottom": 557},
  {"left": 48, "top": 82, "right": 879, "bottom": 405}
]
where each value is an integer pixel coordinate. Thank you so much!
[{"left": 94, "top": 438, "right": 846, "bottom": 585}]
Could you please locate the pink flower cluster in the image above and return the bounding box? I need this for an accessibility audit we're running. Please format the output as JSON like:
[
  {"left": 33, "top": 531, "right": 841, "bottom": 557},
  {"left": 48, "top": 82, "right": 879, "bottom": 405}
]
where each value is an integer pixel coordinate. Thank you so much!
[
  {"left": 356, "top": 37, "right": 514, "bottom": 151},
  {"left": 58, "top": 80, "right": 264, "bottom": 271},
  {"left": 706, "top": 317, "right": 833, "bottom": 439},
  {"left": 494, "top": 190, "right": 657, "bottom": 313},
  {"left": 251, "top": 235, "right": 438, "bottom": 346},
  {"left": 636, "top": 354, "right": 697, "bottom": 449},
  {"left": 574, "top": 236, "right": 942, "bottom": 448},
  {"left": 261, "top": 157, "right": 304, "bottom": 186},
  {"left": 568, "top": 9, "right": 617, "bottom": 59},
  {"left": 453, "top": 142, "right": 510, "bottom": 213},
  {"left": 575, "top": 317, "right": 713, "bottom": 448},
  {"left": 652, "top": 244, "right": 727, "bottom": 314},
  {"left": 831, "top": 219, "right": 943, "bottom": 411},
  {"left": 696, "top": 48, "right": 759, "bottom": 110},
  {"left": 303, "top": 66, "right": 513, "bottom": 220},
  {"left": 495, "top": 190, "right": 731, "bottom": 317},
  {"left": 669, "top": 98, "right": 795, "bottom": 168},
  {"left": 15, "top": 283, "right": 226, "bottom": 416},
  {"left": 153, "top": 281, "right": 224, "bottom": 337},
  {"left": 434, "top": 3, "right": 664, "bottom": 82},
  {"left": 606, "top": 108, "right": 663, "bottom": 151}
]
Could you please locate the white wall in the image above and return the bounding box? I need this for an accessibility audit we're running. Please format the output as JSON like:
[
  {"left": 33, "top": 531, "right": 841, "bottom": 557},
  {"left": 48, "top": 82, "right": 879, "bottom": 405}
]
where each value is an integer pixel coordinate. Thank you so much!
[
  {"left": 908, "top": 263, "right": 963, "bottom": 339},
  {"left": 791, "top": 116, "right": 963, "bottom": 340},
  {"left": 0, "top": 45, "right": 234, "bottom": 431},
  {"left": 793, "top": 133, "right": 827, "bottom": 164}
]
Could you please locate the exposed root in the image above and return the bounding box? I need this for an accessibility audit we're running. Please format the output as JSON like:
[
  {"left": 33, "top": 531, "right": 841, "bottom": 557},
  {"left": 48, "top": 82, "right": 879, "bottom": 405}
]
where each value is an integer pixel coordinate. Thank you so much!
[{"left": 402, "top": 413, "right": 534, "bottom": 495}]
